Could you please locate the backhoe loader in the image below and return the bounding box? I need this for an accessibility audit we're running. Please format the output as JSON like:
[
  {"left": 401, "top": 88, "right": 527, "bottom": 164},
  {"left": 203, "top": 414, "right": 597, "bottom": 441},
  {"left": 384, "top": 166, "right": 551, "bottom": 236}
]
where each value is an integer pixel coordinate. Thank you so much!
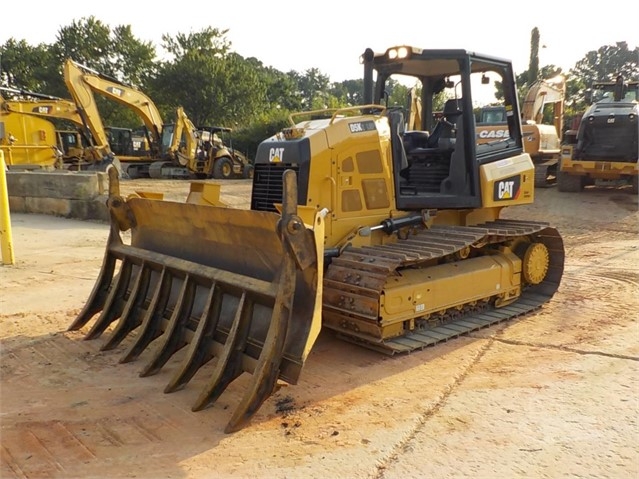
[
  {"left": 64, "top": 59, "right": 252, "bottom": 179},
  {"left": 476, "top": 76, "right": 566, "bottom": 187},
  {"left": 69, "top": 45, "right": 565, "bottom": 433}
]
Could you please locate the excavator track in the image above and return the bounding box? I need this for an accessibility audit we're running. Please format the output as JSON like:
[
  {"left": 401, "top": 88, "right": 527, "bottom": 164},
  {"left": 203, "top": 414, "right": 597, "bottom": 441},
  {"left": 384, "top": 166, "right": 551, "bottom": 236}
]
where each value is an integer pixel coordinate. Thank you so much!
[
  {"left": 323, "top": 219, "right": 564, "bottom": 354},
  {"left": 534, "top": 160, "right": 558, "bottom": 188}
]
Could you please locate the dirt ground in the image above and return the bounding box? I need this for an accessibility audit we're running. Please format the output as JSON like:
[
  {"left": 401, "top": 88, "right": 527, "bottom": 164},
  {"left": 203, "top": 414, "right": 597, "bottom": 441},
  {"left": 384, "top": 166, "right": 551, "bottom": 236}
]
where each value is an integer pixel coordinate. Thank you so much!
[{"left": 1, "top": 179, "right": 638, "bottom": 479}]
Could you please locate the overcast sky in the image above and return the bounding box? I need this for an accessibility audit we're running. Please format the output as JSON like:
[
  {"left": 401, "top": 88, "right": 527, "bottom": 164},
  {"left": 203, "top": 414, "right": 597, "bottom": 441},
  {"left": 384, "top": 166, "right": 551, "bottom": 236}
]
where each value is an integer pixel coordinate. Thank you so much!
[{"left": 2, "top": 0, "right": 637, "bottom": 82}]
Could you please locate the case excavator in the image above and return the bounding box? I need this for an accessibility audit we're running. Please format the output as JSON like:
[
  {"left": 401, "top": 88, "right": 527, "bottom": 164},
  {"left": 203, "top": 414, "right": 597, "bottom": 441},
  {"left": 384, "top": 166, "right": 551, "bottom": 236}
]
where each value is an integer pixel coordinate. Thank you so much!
[
  {"left": 476, "top": 76, "right": 565, "bottom": 187},
  {"left": 69, "top": 45, "right": 565, "bottom": 433}
]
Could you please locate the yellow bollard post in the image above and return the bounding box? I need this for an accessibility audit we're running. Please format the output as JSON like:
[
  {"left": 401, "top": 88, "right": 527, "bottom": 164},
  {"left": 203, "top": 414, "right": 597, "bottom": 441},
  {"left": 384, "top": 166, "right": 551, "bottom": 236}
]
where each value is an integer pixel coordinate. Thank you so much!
[{"left": 0, "top": 150, "right": 15, "bottom": 265}]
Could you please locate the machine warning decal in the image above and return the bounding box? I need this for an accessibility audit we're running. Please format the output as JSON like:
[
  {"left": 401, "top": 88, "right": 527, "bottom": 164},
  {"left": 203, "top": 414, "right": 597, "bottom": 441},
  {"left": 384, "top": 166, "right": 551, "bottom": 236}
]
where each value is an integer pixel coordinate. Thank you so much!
[
  {"left": 269, "top": 147, "right": 284, "bottom": 162},
  {"left": 349, "top": 121, "right": 376, "bottom": 133},
  {"left": 493, "top": 174, "right": 521, "bottom": 201}
]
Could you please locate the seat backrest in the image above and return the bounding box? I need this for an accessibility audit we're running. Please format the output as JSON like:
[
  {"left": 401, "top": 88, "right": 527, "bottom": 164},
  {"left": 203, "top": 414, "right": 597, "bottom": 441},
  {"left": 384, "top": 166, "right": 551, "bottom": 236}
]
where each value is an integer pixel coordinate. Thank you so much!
[
  {"left": 403, "top": 130, "right": 430, "bottom": 152},
  {"left": 443, "top": 98, "right": 462, "bottom": 119},
  {"left": 427, "top": 98, "right": 463, "bottom": 148}
]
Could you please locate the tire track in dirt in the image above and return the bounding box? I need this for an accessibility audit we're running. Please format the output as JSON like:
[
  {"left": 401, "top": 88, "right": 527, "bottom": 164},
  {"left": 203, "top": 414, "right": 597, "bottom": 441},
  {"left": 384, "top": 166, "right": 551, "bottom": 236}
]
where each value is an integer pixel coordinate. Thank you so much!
[{"left": 370, "top": 333, "right": 498, "bottom": 479}]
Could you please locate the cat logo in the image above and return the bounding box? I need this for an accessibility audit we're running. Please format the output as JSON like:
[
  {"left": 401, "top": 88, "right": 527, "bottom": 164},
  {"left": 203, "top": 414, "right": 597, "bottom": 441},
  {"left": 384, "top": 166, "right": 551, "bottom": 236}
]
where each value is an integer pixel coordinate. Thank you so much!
[
  {"left": 106, "top": 86, "right": 125, "bottom": 98},
  {"left": 493, "top": 174, "right": 521, "bottom": 201},
  {"left": 269, "top": 147, "right": 284, "bottom": 162},
  {"left": 33, "top": 106, "right": 52, "bottom": 114}
]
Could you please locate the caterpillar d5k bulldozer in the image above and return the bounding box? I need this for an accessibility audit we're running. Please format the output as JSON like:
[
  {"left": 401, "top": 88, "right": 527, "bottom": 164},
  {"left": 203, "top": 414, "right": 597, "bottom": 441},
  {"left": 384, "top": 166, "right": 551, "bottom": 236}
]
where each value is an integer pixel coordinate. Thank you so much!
[{"left": 69, "top": 45, "right": 565, "bottom": 433}]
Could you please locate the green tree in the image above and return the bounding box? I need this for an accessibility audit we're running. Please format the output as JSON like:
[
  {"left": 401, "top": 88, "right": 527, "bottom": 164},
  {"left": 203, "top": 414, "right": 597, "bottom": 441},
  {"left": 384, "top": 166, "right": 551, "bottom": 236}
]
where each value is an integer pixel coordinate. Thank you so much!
[
  {"left": 570, "top": 42, "right": 639, "bottom": 87},
  {"left": 528, "top": 27, "right": 540, "bottom": 86},
  {"left": 0, "top": 39, "right": 55, "bottom": 92},
  {"left": 329, "top": 79, "right": 363, "bottom": 106},
  {"left": 49, "top": 16, "right": 157, "bottom": 129},
  {"left": 288, "top": 68, "right": 333, "bottom": 110},
  {"left": 245, "top": 60, "right": 303, "bottom": 112},
  {"left": 51, "top": 16, "right": 154, "bottom": 89},
  {"left": 151, "top": 29, "right": 266, "bottom": 127},
  {"left": 566, "top": 42, "right": 639, "bottom": 121},
  {"left": 161, "top": 27, "right": 231, "bottom": 59}
]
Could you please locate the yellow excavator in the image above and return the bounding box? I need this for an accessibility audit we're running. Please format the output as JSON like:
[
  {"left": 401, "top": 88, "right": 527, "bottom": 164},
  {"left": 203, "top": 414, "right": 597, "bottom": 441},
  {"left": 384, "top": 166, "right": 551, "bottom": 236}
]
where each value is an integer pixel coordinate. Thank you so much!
[
  {"left": 476, "top": 76, "right": 566, "bottom": 187},
  {"left": 63, "top": 59, "right": 252, "bottom": 179},
  {"left": 69, "top": 45, "right": 565, "bottom": 433},
  {"left": 1, "top": 89, "right": 62, "bottom": 170},
  {"left": 0, "top": 86, "right": 122, "bottom": 172}
]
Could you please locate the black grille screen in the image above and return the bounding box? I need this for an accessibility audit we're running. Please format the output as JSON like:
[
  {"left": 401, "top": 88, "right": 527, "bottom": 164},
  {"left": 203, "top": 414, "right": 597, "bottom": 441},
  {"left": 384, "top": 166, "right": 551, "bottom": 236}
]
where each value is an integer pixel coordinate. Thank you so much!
[
  {"left": 577, "top": 118, "right": 638, "bottom": 162},
  {"left": 251, "top": 163, "right": 300, "bottom": 212}
]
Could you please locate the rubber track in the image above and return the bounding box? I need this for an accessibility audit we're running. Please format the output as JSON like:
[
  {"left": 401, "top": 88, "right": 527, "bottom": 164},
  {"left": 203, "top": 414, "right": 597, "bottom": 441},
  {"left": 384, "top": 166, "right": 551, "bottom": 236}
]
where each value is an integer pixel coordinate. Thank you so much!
[{"left": 324, "top": 219, "right": 564, "bottom": 354}]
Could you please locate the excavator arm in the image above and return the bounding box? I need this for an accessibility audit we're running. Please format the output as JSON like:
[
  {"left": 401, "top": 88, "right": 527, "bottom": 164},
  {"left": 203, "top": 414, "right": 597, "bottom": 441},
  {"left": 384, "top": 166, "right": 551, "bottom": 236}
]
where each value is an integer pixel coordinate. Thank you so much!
[
  {"left": 168, "top": 106, "right": 199, "bottom": 167},
  {"left": 0, "top": 87, "right": 84, "bottom": 127},
  {"left": 63, "top": 61, "right": 115, "bottom": 150},
  {"left": 64, "top": 59, "right": 164, "bottom": 154},
  {"left": 521, "top": 76, "right": 566, "bottom": 138}
]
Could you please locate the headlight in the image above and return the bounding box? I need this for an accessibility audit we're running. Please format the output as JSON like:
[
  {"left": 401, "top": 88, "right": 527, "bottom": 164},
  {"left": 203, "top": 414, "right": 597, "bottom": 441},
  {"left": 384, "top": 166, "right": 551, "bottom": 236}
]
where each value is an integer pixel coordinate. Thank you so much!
[{"left": 387, "top": 46, "right": 410, "bottom": 60}]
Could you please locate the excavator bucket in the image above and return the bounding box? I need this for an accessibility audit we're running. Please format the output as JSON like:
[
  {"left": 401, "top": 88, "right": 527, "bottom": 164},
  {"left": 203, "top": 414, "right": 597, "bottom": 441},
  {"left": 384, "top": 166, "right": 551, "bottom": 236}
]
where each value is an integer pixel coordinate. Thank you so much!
[{"left": 69, "top": 167, "right": 324, "bottom": 433}]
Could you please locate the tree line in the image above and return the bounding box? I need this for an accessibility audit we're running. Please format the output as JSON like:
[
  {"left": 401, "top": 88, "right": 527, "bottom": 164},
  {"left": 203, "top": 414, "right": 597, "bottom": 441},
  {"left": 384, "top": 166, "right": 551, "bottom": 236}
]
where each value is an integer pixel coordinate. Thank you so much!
[{"left": 1, "top": 18, "right": 637, "bottom": 156}]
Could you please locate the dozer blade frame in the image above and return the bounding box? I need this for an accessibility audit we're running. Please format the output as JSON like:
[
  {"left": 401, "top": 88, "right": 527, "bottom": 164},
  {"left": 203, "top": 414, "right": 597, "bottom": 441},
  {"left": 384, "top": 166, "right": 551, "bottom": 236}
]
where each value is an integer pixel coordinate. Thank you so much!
[{"left": 69, "top": 167, "right": 324, "bottom": 433}]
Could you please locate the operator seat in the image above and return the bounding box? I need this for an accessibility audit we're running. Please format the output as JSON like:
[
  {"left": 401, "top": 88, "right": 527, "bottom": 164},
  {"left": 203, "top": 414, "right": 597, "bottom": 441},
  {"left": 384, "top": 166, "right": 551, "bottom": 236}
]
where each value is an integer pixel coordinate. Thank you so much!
[{"left": 428, "top": 98, "right": 462, "bottom": 148}]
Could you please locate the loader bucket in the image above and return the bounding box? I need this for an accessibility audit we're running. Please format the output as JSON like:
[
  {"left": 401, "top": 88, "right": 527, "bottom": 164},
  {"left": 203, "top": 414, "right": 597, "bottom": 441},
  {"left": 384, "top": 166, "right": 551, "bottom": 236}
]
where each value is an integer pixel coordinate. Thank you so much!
[{"left": 69, "top": 167, "right": 324, "bottom": 433}]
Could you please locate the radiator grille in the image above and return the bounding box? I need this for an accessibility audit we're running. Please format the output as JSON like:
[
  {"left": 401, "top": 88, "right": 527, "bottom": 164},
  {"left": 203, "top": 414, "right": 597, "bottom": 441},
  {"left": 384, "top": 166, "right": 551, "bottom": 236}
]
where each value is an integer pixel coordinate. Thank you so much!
[{"left": 251, "top": 163, "right": 299, "bottom": 212}]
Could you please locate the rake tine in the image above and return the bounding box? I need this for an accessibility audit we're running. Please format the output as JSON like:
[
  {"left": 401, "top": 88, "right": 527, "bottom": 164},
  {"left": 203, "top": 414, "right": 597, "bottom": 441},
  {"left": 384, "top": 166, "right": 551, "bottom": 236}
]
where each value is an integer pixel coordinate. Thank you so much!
[
  {"left": 192, "top": 292, "right": 253, "bottom": 411},
  {"left": 164, "top": 283, "right": 223, "bottom": 393},
  {"left": 69, "top": 227, "right": 121, "bottom": 332},
  {"left": 100, "top": 263, "right": 151, "bottom": 351},
  {"left": 119, "top": 268, "right": 171, "bottom": 363},
  {"left": 139, "top": 275, "right": 196, "bottom": 377},
  {"left": 84, "top": 258, "right": 133, "bottom": 340},
  {"left": 224, "top": 256, "right": 295, "bottom": 434},
  {"left": 68, "top": 250, "right": 118, "bottom": 331}
]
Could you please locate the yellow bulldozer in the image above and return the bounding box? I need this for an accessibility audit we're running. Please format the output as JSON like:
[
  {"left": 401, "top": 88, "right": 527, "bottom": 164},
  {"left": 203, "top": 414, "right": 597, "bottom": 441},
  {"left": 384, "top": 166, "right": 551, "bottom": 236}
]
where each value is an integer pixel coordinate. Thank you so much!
[{"left": 69, "top": 45, "right": 565, "bottom": 433}]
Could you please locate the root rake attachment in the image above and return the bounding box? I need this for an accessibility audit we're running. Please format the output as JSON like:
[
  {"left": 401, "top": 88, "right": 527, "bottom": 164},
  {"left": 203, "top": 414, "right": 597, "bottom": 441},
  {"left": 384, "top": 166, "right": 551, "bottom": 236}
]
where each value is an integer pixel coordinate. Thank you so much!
[{"left": 69, "top": 168, "right": 323, "bottom": 433}]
